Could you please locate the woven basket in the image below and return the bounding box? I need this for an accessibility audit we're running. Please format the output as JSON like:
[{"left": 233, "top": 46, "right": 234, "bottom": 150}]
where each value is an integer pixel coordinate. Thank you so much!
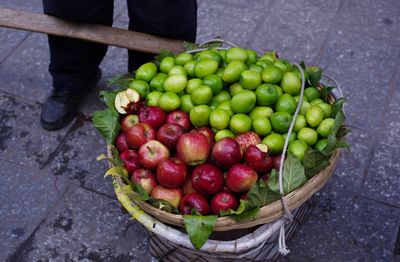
[{"left": 108, "top": 72, "right": 342, "bottom": 260}]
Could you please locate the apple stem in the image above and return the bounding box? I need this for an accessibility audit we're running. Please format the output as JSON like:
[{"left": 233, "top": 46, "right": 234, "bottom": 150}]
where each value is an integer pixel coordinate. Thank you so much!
[{"left": 147, "top": 146, "right": 153, "bottom": 154}]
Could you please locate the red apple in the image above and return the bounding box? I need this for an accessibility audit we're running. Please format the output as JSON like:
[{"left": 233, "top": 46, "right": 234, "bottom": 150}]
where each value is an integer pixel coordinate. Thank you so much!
[
  {"left": 226, "top": 164, "right": 258, "bottom": 193},
  {"left": 211, "top": 137, "right": 242, "bottom": 168},
  {"left": 183, "top": 176, "right": 197, "bottom": 194},
  {"left": 115, "top": 133, "right": 130, "bottom": 152},
  {"left": 130, "top": 169, "right": 157, "bottom": 194},
  {"left": 157, "top": 157, "right": 187, "bottom": 188},
  {"left": 166, "top": 110, "right": 191, "bottom": 131},
  {"left": 235, "top": 132, "right": 261, "bottom": 152},
  {"left": 179, "top": 193, "right": 210, "bottom": 215},
  {"left": 272, "top": 154, "right": 284, "bottom": 171},
  {"left": 244, "top": 145, "right": 273, "bottom": 173},
  {"left": 120, "top": 114, "right": 139, "bottom": 133},
  {"left": 120, "top": 150, "right": 140, "bottom": 174},
  {"left": 139, "top": 106, "right": 166, "bottom": 129},
  {"left": 157, "top": 123, "right": 185, "bottom": 151},
  {"left": 138, "top": 140, "right": 170, "bottom": 169},
  {"left": 177, "top": 132, "right": 210, "bottom": 166},
  {"left": 191, "top": 164, "right": 224, "bottom": 195},
  {"left": 151, "top": 185, "right": 183, "bottom": 208},
  {"left": 191, "top": 127, "right": 215, "bottom": 148},
  {"left": 126, "top": 123, "right": 156, "bottom": 149},
  {"left": 210, "top": 192, "right": 239, "bottom": 215}
]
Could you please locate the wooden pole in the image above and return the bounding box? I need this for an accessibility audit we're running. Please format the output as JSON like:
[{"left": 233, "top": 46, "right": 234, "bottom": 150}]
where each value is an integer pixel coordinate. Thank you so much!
[{"left": 0, "top": 8, "right": 186, "bottom": 54}]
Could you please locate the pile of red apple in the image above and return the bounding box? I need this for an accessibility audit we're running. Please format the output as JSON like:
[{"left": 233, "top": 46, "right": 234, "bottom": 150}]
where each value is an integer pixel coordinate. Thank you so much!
[{"left": 116, "top": 102, "right": 282, "bottom": 216}]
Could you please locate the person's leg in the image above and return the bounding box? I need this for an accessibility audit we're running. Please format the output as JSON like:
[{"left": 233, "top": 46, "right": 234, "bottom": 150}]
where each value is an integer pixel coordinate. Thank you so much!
[
  {"left": 126, "top": 0, "right": 197, "bottom": 71},
  {"left": 41, "top": 0, "right": 113, "bottom": 130}
]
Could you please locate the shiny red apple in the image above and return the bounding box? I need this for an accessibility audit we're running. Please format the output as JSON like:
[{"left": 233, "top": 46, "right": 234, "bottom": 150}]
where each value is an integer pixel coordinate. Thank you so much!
[
  {"left": 119, "top": 150, "right": 140, "bottom": 174},
  {"left": 130, "top": 169, "right": 157, "bottom": 195},
  {"left": 210, "top": 192, "right": 239, "bottom": 215},
  {"left": 244, "top": 145, "right": 273, "bottom": 173},
  {"left": 235, "top": 131, "right": 261, "bottom": 152},
  {"left": 179, "top": 193, "right": 210, "bottom": 215},
  {"left": 156, "top": 123, "right": 185, "bottom": 151},
  {"left": 166, "top": 110, "right": 191, "bottom": 131},
  {"left": 183, "top": 176, "right": 197, "bottom": 194},
  {"left": 211, "top": 137, "right": 242, "bottom": 168},
  {"left": 151, "top": 185, "right": 182, "bottom": 208},
  {"left": 191, "top": 164, "right": 224, "bottom": 195},
  {"left": 138, "top": 106, "right": 166, "bottom": 129},
  {"left": 115, "top": 133, "right": 130, "bottom": 152},
  {"left": 126, "top": 123, "right": 156, "bottom": 149},
  {"left": 226, "top": 163, "right": 258, "bottom": 193},
  {"left": 157, "top": 157, "right": 187, "bottom": 188},
  {"left": 191, "top": 127, "right": 215, "bottom": 148},
  {"left": 120, "top": 114, "right": 139, "bottom": 133},
  {"left": 138, "top": 140, "right": 170, "bottom": 169},
  {"left": 177, "top": 132, "right": 211, "bottom": 166}
]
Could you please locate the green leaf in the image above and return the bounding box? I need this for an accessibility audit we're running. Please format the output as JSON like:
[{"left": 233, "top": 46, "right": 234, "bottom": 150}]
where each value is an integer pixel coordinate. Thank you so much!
[
  {"left": 183, "top": 215, "right": 217, "bottom": 250},
  {"left": 106, "top": 74, "right": 133, "bottom": 89},
  {"left": 267, "top": 169, "right": 280, "bottom": 193},
  {"left": 92, "top": 108, "right": 120, "bottom": 144},
  {"left": 104, "top": 167, "right": 130, "bottom": 184},
  {"left": 282, "top": 153, "right": 307, "bottom": 194},
  {"left": 320, "top": 86, "right": 335, "bottom": 103},
  {"left": 131, "top": 181, "right": 150, "bottom": 201},
  {"left": 299, "top": 61, "right": 306, "bottom": 69},
  {"left": 99, "top": 90, "right": 119, "bottom": 109},
  {"left": 335, "top": 139, "right": 351, "bottom": 150},
  {"left": 220, "top": 199, "right": 249, "bottom": 216},
  {"left": 109, "top": 144, "right": 124, "bottom": 167},
  {"left": 183, "top": 41, "right": 200, "bottom": 51},
  {"left": 322, "top": 134, "right": 338, "bottom": 155},
  {"left": 307, "top": 67, "right": 322, "bottom": 87},
  {"left": 154, "top": 49, "right": 175, "bottom": 63},
  {"left": 331, "top": 97, "right": 346, "bottom": 117},
  {"left": 332, "top": 110, "right": 345, "bottom": 137},
  {"left": 303, "top": 148, "right": 330, "bottom": 178},
  {"left": 147, "top": 198, "right": 179, "bottom": 214},
  {"left": 248, "top": 179, "right": 281, "bottom": 206},
  {"left": 235, "top": 207, "right": 260, "bottom": 221}
]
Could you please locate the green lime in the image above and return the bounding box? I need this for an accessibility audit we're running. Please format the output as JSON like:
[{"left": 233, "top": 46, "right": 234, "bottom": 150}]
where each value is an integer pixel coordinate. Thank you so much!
[
  {"left": 213, "top": 90, "right": 231, "bottom": 104},
  {"left": 190, "top": 105, "right": 211, "bottom": 127},
  {"left": 229, "top": 114, "right": 252, "bottom": 134},
  {"left": 223, "top": 61, "right": 247, "bottom": 83},
  {"left": 180, "top": 94, "right": 195, "bottom": 113},
  {"left": 226, "top": 47, "right": 248, "bottom": 63},
  {"left": 304, "top": 87, "right": 321, "bottom": 101},
  {"left": 149, "top": 73, "right": 167, "bottom": 92},
  {"left": 275, "top": 94, "right": 296, "bottom": 115},
  {"left": 288, "top": 140, "right": 308, "bottom": 161},
  {"left": 253, "top": 118, "right": 272, "bottom": 136},
  {"left": 186, "top": 78, "right": 202, "bottom": 93},
  {"left": 249, "top": 106, "right": 273, "bottom": 120},
  {"left": 196, "top": 49, "right": 223, "bottom": 64},
  {"left": 282, "top": 132, "right": 297, "bottom": 144},
  {"left": 273, "top": 59, "right": 292, "bottom": 72},
  {"left": 175, "top": 53, "right": 193, "bottom": 66},
  {"left": 158, "top": 92, "right": 181, "bottom": 112},
  {"left": 317, "top": 103, "right": 333, "bottom": 118},
  {"left": 270, "top": 111, "right": 293, "bottom": 133},
  {"left": 202, "top": 74, "right": 223, "bottom": 95},
  {"left": 146, "top": 91, "right": 162, "bottom": 106},
  {"left": 306, "top": 105, "right": 324, "bottom": 127},
  {"left": 229, "top": 83, "right": 244, "bottom": 96},
  {"left": 256, "top": 59, "right": 272, "bottom": 69},
  {"left": 168, "top": 65, "right": 187, "bottom": 76},
  {"left": 261, "top": 65, "right": 283, "bottom": 84},
  {"left": 210, "top": 109, "right": 230, "bottom": 130},
  {"left": 273, "top": 85, "right": 283, "bottom": 96},
  {"left": 249, "top": 64, "right": 263, "bottom": 74},
  {"left": 191, "top": 85, "right": 213, "bottom": 105},
  {"left": 215, "top": 129, "right": 235, "bottom": 142},
  {"left": 246, "top": 49, "right": 258, "bottom": 65},
  {"left": 184, "top": 60, "right": 196, "bottom": 78},
  {"left": 293, "top": 114, "right": 307, "bottom": 132},
  {"left": 310, "top": 99, "right": 324, "bottom": 105},
  {"left": 281, "top": 71, "right": 301, "bottom": 95},
  {"left": 317, "top": 118, "right": 335, "bottom": 137},
  {"left": 163, "top": 74, "right": 187, "bottom": 93},
  {"left": 240, "top": 70, "right": 261, "bottom": 90},
  {"left": 230, "top": 90, "right": 257, "bottom": 114},
  {"left": 255, "top": 83, "right": 279, "bottom": 106},
  {"left": 194, "top": 59, "right": 219, "bottom": 78},
  {"left": 160, "top": 56, "right": 175, "bottom": 74},
  {"left": 297, "top": 127, "right": 318, "bottom": 145},
  {"left": 129, "top": 80, "right": 150, "bottom": 97},
  {"left": 217, "top": 101, "right": 234, "bottom": 117},
  {"left": 262, "top": 133, "right": 284, "bottom": 155},
  {"left": 299, "top": 100, "right": 311, "bottom": 116},
  {"left": 315, "top": 139, "right": 328, "bottom": 152},
  {"left": 135, "top": 62, "right": 157, "bottom": 82}
]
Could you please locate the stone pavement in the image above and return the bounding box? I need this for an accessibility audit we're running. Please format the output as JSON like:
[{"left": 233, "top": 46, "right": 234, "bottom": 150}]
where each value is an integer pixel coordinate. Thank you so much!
[{"left": 0, "top": 0, "right": 399, "bottom": 261}]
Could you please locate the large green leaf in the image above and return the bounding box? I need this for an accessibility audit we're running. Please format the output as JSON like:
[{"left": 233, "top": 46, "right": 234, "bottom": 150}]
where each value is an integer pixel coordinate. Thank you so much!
[
  {"left": 99, "top": 89, "right": 119, "bottom": 109},
  {"left": 106, "top": 74, "right": 133, "bottom": 89},
  {"left": 92, "top": 108, "right": 120, "bottom": 145},
  {"left": 303, "top": 148, "right": 330, "bottom": 178},
  {"left": 332, "top": 110, "right": 345, "bottom": 137},
  {"left": 267, "top": 169, "right": 280, "bottom": 193},
  {"left": 331, "top": 97, "right": 346, "bottom": 117},
  {"left": 248, "top": 179, "right": 281, "bottom": 206},
  {"left": 307, "top": 66, "right": 322, "bottom": 87},
  {"left": 183, "top": 215, "right": 217, "bottom": 250},
  {"left": 282, "top": 153, "right": 307, "bottom": 194}
]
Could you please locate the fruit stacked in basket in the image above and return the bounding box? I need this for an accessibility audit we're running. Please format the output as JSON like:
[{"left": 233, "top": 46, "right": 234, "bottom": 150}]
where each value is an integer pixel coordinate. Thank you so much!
[{"left": 93, "top": 43, "right": 348, "bottom": 249}]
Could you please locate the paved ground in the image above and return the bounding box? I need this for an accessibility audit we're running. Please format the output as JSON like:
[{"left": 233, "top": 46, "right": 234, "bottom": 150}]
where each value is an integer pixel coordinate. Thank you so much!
[{"left": 0, "top": 0, "right": 399, "bottom": 261}]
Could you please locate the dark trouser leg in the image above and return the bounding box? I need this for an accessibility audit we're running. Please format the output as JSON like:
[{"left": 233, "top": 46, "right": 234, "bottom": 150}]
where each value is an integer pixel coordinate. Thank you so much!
[
  {"left": 43, "top": 0, "right": 114, "bottom": 94},
  {"left": 126, "top": 0, "right": 197, "bottom": 71},
  {"left": 41, "top": 0, "right": 114, "bottom": 130}
]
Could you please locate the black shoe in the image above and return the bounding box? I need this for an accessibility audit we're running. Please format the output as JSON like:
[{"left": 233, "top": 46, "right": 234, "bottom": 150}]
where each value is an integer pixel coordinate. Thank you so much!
[{"left": 40, "top": 69, "right": 102, "bottom": 131}]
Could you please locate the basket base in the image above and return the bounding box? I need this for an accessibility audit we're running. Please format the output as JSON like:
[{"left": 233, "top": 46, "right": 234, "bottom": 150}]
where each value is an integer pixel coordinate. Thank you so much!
[{"left": 148, "top": 198, "right": 313, "bottom": 262}]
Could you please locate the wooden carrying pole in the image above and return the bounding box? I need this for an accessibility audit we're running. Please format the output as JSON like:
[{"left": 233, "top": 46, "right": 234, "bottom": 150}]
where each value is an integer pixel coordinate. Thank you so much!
[{"left": 0, "top": 8, "right": 186, "bottom": 54}]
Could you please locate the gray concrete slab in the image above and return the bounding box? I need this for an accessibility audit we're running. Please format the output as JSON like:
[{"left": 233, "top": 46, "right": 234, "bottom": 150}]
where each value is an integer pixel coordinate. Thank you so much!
[
  {"left": 0, "top": 29, "right": 30, "bottom": 64},
  {"left": 1, "top": 0, "right": 43, "bottom": 12},
  {"left": 0, "top": 160, "right": 68, "bottom": 261},
  {"left": 362, "top": 74, "right": 400, "bottom": 207},
  {"left": 284, "top": 180, "right": 400, "bottom": 261},
  {"left": 0, "top": 94, "right": 73, "bottom": 168},
  {"left": 45, "top": 121, "right": 115, "bottom": 197},
  {"left": 315, "top": 28, "right": 399, "bottom": 132},
  {"left": 250, "top": 0, "right": 341, "bottom": 63},
  {"left": 13, "top": 185, "right": 152, "bottom": 262}
]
